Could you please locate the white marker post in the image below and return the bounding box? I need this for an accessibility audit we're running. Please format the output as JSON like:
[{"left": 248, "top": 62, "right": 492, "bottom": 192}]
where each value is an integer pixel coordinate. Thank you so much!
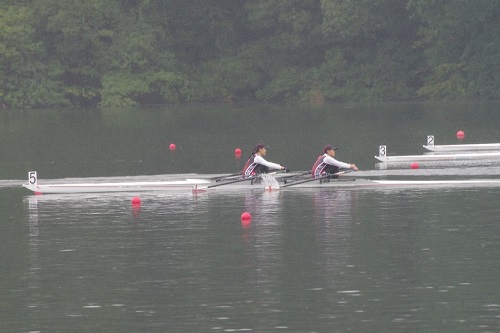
[
  {"left": 28, "top": 171, "right": 37, "bottom": 186},
  {"left": 379, "top": 145, "right": 387, "bottom": 157}
]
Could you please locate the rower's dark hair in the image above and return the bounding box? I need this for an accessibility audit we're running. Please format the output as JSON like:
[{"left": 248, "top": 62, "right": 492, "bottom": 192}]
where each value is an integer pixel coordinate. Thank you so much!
[
  {"left": 251, "top": 144, "right": 266, "bottom": 157},
  {"left": 249, "top": 147, "right": 258, "bottom": 159}
]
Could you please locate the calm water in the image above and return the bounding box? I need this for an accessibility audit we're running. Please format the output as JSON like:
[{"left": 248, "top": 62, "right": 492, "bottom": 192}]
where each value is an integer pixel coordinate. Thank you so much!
[{"left": 1, "top": 103, "right": 500, "bottom": 332}]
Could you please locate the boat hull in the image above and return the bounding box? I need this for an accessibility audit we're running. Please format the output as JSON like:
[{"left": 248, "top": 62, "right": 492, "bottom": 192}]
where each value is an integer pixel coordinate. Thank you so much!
[
  {"left": 195, "top": 178, "right": 500, "bottom": 191},
  {"left": 24, "top": 177, "right": 500, "bottom": 194},
  {"left": 23, "top": 179, "right": 211, "bottom": 194},
  {"left": 22, "top": 170, "right": 500, "bottom": 194}
]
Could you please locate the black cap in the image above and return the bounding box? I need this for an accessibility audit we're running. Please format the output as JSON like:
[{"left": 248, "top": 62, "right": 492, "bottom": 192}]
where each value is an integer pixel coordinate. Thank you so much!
[
  {"left": 254, "top": 144, "right": 268, "bottom": 151},
  {"left": 323, "top": 144, "right": 338, "bottom": 153}
]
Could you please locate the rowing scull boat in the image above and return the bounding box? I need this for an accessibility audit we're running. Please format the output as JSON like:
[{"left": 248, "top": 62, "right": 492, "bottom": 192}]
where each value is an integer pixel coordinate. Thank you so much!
[
  {"left": 194, "top": 178, "right": 500, "bottom": 191},
  {"left": 23, "top": 171, "right": 211, "bottom": 194},
  {"left": 22, "top": 171, "right": 500, "bottom": 194},
  {"left": 423, "top": 135, "right": 500, "bottom": 152}
]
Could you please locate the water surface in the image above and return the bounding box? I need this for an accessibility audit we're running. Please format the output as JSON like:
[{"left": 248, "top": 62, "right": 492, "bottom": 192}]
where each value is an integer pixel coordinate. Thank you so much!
[{"left": 1, "top": 103, "right": 500, "bottom": 332}]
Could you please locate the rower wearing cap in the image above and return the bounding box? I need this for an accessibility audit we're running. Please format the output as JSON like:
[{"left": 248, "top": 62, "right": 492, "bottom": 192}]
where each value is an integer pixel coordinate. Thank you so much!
[
  {"left": 242, "top": 144, "right": 288, "bottom": 178},
  {"left": 312, "top": 144, "right": 358, "bottom": 178}
]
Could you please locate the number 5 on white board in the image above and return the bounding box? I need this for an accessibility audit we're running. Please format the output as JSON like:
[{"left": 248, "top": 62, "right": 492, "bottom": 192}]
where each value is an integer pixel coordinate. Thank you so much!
[{"left": 29, "top": 171, "right": 37, "bottom": 185}]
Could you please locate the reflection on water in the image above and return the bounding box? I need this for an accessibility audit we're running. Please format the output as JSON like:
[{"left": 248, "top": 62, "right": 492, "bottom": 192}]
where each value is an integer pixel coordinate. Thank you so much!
[
  {"left": 0, "top": 183, "right": 492, "bottom": 332},
  {"left": 27, "top": 196, "right": 41, "bottom": 329},
  {"left": 3, "top": 102, "right": 500, "bottom": 332},
  {"left": 0, "top": 182, "right": 495, "bottom": 332}
]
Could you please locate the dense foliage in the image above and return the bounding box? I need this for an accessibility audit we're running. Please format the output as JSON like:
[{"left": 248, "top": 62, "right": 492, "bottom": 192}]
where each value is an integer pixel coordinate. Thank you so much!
[{"left": 0, "top": 0, "right": 498, "bottom": 108}]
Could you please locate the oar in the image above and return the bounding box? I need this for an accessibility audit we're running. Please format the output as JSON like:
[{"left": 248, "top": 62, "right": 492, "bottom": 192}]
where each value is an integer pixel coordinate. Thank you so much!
[
  {"left": 277, "top": 170, "right": 311, "bottom": 180},
  {"left": 281, "top": 170, "right": 354, "bottom": 188},
  {"left": 208, "top": 175, "right": 260, "bottom": 188},
  {"left": 208, "top": 170, "right": 288, "bottom": 188},
  {"left": 213, "top": 172, "right": 243, "bottom": 182}
]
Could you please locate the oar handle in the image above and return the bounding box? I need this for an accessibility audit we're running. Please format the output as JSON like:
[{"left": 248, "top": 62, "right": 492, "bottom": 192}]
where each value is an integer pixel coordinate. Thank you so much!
[
  {"left": 214, "top": 168, "right": 291, "bottom": 182},
  {"left": 209, "top": 170, "right": 288, "bottom": 188},
  {"left": 213, "top": 172, "right": 243, "bottom": 182},
  {"left": 336, "top": 169, "right": 356, "bottom": 175},
  {"left": 278, "top": 170, "right": 311, "bottom": 179},
  {"left": 281, "top": 174, "right": 329, "bottom": 188},
  {"left": 281, "top": 169, "right": 355, "bottom": 188},
  {"left": 208, "top": 174, "right": 265, "bottom": 188}
]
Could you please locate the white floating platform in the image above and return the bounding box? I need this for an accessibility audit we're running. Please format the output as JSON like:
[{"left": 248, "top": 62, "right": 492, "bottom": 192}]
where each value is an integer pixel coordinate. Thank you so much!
[
  {"left": 423, "top": 135, "right": 500, "bottom": 151},
  {"left": 375, "top": 151, "right": 500, "bottom": 162},
  {"left": 423, "top": 143, "right": 500, "bottom": 152},
  {"left": 375, "top": 145, "right": 500, "bottom": 162}
]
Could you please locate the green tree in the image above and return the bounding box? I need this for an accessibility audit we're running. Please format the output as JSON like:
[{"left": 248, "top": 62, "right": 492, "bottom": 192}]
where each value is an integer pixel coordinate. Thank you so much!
[
  {"left": 160, "top": 0, "right": 254, "bottom": 102},
  {"left": 33, "top": 0, "right": 122, "bottom": 106},
  {"left": 408, "top": 0, "right": 500, "bottom": 99},
  {"left": 0, "top": 5, "right": 67, "bottom": 108},
  {"left": 159, "top": 0, "right": 246, "bottom": 65},
  {"left": 319, "top": 0, "right": 421, "bottom": 101},
  {"left": 243, "top": 0, "right": 326, "bottom": 102},
  {"left": 98, "top": 9, "right": 186, "bottom": 106},
  {"left": 197, "top": 0, "right": 324, "bottom": 101},
  {"left": 2, "top": 0, "right": 498, "bottom": 108},
  {"left": 33, "top": 0, "right": 190, "bottom": 107}
]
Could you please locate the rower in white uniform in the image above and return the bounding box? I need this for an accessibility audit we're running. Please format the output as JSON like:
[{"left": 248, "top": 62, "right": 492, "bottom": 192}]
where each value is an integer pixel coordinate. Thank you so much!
[
  {"left": 311, "top": 144, "right": 358, "bottom": 178},
  {"left": 242, "top": 144, "right": 288, "bottom": 178}
]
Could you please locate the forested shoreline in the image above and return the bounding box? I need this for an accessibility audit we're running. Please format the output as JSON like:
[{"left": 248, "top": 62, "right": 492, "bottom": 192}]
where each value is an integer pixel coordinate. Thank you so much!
[{"left": 0, "top": 0, "right": 499, "bottom": 109}]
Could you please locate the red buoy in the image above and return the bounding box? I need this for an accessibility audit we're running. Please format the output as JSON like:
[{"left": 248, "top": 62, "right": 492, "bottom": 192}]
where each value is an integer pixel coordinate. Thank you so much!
[
  {"left": 131, "top": 197, "right": 141, "bottom": 205},
  {"left": 456, "top": 131, "right": 465, "bottom": 139},
  {"left": 169, "top": 143, "right": 176, "bottom": 151},
  {"left": 241, "top": 212, "right": 252, "bottom": 229},
  {"left": 234, "top": 148, "right": 242, "bottom": 156},
  {"left": 410, "top": 162, "right": 419, "bottom": 169}
]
